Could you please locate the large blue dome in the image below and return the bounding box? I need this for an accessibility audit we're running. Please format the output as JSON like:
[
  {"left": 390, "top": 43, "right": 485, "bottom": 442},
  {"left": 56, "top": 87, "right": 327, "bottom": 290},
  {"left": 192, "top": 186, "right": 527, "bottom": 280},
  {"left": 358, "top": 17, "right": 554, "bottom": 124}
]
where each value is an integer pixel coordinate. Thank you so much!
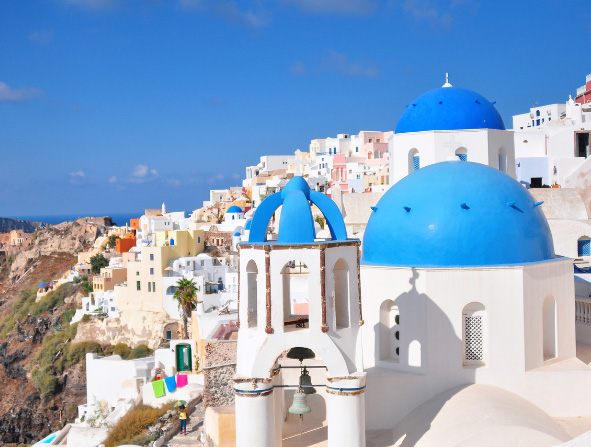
[
  {"left": 395, "top": 86, "right": 505, "bottom": 134},
  {"left": 362, "top": 162, "right": 554, "bottom": 267}
]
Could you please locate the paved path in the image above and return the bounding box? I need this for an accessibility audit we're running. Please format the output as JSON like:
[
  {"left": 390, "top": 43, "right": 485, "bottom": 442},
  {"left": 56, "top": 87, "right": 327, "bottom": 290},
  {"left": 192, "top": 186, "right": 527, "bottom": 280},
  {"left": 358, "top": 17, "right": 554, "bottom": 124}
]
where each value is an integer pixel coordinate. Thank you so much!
[{"left": 163, "top": 401, "right": 204, "bottom": 447}]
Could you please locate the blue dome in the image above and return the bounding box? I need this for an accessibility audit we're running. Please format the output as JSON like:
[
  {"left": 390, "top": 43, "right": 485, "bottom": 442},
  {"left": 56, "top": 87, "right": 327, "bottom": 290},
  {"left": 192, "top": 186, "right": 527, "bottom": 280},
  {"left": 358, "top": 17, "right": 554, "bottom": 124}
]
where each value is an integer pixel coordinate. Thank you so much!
[
  {"left": 362, "top": 162, "right": 554, "bottom": 267},
  {"left": 233, "top": 232, "right": 241, "bottom": 237},
  {"left": 245, "top": 219, "right": 252, "bottom": 230},
  {"left": 226, "top": 205, "right": 243, "bottom": 214},
  {"left": 396, "top": 87, "right": 505, "bottom": 134},
  {"left": 247, "top": 176, "right": 348, "bottom": 244}
]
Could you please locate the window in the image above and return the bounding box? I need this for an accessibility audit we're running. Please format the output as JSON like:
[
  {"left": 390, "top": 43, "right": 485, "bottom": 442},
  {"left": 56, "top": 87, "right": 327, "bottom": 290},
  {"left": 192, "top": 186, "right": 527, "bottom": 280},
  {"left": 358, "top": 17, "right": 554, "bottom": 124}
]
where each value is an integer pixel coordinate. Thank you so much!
[
  {"left": 369, "top": 138, "right": 373, "bottom": 143},
  {"left": 379, "top": 300, "right": 399, "bottom": 361},
  {"left": 152, "top": 282, "right": 156, "bottom": 292},
  {"left": 148, "top": 282, "right": 152, "bottom": 292},
  {"left": 334, "top": 259, "right": 350, "bottom": 329},
  {"left": 246, "top": 260, "right": 258, "bottom": 328},
  {"left": 136, "top": 271, "right": 140, "bottom": 276},
  {"left": 198, "top": 237, "right": 201, "bottom": 243},
  {"left": 150, "top": 268, "right": 154, "bottom": 275},
  {"left": 356, "top": 147, "right": 359, "bottom": 152},
  {"left": 166, "top": 330, "right": 172, "bottom": 340},
  {"left": 530, "top": 177, "right": 543, "bottom": 188},
  {"left": 137, "top": 281, "right": 141, "bottom": 291},
  {"left": 578, "top": 237, "right": 590, "bottom": 256},
  {"left": 150, "top": 254, "right": 154, "bottom": 261},
  {"left": 536, "top": 110, "right": 540, "bottom": 116},
  {"left": 282, "top": 260, "right": 310, "bottom": 329},
  {"left": 463, "top": 302, "right": 485, "bottom": 366},
  {"left": 537, "top": 119, "right": 540, "bottom": 126},
  {"left": 457, "top": 154, "right": 467, "bottom": 161},
  {"left": 498, "top": 147, "right": 507, "bottom": 173},
  {"left": 166, "top": 286, "right": 176, "bottom": 295},
  {"left": 413, "top": 155, "right": 420, "bottom": 171},
  {"left": 377, "top": 138, "right": 381, "bottom": 143},
  {"left": 543, "top": 296, "right": 557, "bottom": 360}
]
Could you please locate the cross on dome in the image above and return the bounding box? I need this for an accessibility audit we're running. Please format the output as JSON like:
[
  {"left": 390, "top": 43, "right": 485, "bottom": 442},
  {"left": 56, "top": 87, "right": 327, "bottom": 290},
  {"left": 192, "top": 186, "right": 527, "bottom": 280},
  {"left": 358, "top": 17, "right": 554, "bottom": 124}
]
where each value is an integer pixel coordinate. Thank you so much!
[{"left": 442, "top": 72, "right": 453, "bottom": 88}]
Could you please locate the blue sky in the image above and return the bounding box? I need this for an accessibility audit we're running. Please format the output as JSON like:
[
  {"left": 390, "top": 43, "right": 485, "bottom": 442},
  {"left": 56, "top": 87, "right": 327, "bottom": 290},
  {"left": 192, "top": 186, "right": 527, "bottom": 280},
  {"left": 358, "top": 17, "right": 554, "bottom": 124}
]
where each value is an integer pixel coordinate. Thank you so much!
[{"left": 1, "top": 0, "right": 589, "bottom": 217}]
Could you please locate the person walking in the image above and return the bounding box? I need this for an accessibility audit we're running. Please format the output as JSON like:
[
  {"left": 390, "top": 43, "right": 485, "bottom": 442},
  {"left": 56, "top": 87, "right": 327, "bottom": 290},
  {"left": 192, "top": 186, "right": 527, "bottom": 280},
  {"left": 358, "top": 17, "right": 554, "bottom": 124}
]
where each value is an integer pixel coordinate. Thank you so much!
[{"left": 178, "top": 405, "right": 188, "bottom": 435}]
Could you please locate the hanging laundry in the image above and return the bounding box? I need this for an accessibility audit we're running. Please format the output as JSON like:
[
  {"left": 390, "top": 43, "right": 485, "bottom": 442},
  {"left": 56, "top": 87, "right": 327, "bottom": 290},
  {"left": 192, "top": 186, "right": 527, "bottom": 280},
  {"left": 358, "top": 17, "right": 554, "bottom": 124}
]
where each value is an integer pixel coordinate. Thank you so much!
[
  {"left": 164, "top": 375, "right": 177, "bottom": 393},
  {"left": 176, "top": 374, "right": 188, "bottom": 388},
  {"left": 152, "top": 379, "right": 165, "bottom": 398}
]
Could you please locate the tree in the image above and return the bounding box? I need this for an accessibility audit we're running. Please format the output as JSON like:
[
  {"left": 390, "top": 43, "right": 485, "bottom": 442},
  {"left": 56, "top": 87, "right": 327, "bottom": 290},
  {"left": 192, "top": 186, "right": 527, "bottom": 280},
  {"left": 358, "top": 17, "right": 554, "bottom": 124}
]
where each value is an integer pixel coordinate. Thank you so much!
[
  {"left": 173, "top": 278, "right": 198, "bottom": 339},
  {"left": 89, "top": 253, "right": 109, "bottom": 274},
  {"left": 107, "top": 234, "right": 120, "bottom": 250}
]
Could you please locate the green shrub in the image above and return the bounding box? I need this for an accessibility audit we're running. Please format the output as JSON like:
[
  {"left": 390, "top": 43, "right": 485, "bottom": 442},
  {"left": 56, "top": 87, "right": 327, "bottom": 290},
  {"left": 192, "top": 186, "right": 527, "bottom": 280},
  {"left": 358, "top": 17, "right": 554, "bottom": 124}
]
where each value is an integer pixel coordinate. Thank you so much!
[
  {"left": 62, "top": 310, "right": 75, "bottom": 324},
  {"left": 0, "top": 287, "right": 37, "bottom": 339},
  {"left": 81, "top": 314, "right": 91, "bottom": 323},
  {"left": 113, "top": 343, "right": 132, "bottom": 359},
  {"left": 127, "top": 344, "right": 153, "bottom": 360},
  {"left": 73, "top": 276, "right": 82, "bottom": 284},
  {"left": 103, "top": 404, "right": 169, "bottom": 447},
  {"left": 32, "top": 368, "right": 59, "bottom": 396}
]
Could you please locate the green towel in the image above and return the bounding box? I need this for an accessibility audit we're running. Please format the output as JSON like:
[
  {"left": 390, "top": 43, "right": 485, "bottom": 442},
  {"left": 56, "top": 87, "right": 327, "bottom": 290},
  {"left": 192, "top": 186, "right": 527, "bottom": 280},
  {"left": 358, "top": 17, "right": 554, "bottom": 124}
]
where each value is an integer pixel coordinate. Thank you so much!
[{"left": 152, "top": 379, "right": 165, "bottom": 398}]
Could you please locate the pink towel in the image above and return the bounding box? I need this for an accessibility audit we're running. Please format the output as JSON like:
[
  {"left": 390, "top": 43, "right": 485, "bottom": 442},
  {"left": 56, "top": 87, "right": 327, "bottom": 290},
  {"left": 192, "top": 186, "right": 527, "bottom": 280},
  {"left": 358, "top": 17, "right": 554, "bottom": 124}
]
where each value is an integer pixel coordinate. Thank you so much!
[{"left": 176, "top": 374, "right": 188, "bottom": 388}]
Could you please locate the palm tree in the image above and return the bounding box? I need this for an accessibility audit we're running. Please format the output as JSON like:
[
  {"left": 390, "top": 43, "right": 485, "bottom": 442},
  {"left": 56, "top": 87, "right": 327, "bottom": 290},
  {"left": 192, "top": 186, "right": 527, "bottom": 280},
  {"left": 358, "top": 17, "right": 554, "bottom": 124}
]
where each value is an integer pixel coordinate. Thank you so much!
[{"left": 173, "top": 278, "right": 198, "bottom": 339}]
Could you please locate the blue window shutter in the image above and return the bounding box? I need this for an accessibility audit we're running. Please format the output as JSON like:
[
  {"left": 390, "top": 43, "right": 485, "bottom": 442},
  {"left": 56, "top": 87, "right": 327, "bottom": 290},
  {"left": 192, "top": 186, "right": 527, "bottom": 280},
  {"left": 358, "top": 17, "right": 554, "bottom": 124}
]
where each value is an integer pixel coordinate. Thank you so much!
[
  {"left": 457, "top": 154, "right": 467, "bottom": 161},
  {"left": 413, "top": 155, "right": 420, "bottom": 171},
  {"left": 578, "top": 240, "right": 590, "bottom": 256}
]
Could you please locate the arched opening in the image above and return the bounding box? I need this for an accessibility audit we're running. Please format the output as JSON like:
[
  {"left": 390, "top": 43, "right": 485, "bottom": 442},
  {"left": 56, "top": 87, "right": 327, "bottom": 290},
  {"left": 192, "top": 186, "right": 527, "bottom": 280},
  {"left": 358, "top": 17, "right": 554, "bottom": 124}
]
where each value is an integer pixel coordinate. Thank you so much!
[
  {"left": 379, "top": 300, "right": 399, "bottom": 361},
  {"left": 578, "top": 236, "right": 591, "bottom": 257},
  {"left": 170, "top": 238, "right": 175, "bottom": 246},
  {"left": 409, "top": 340, "right": 421, "bottom": 367},
  {"left": 543, "top": 296, "right": 557, "bottom": 360},
  {"left": 333, "top": 259, "right": 350, "bottom": 329},
  {"left": 175, "top": 344, "right": 192, "bottom": 372},
  {"left": 498, "top": 147, "right": 507, "bottom": 173},
  {"left": 374, "top": 149, "right": 380, "bottom": 159},
  {"left": 455, "top": 147, "right": 468, "bottom": 161},
  {"left": 246, "top": 260, "right": 258, "bottom": 328},
  {"left": 408, "top": 148, "right": 420, "bottom": 174},
  {"left": 282, "top": 261, "right": 310, "bottom": 330},
  {"left": 462, "top": 302, "right": 485, "bottom": 366},
  {"left": 166, "top": 286, "right": 176, "bottom": 295}
]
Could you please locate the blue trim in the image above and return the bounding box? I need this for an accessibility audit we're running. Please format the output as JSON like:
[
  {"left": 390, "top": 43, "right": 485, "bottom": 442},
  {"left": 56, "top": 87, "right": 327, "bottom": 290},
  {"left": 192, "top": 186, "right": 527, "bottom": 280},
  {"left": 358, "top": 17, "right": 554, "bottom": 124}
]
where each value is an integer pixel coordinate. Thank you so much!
[
  {"left": 326, "top": 385, "right": 366, "bottom": 392},
  {"left": 234, "top": 387, "right": 273, "bottom": 394}
]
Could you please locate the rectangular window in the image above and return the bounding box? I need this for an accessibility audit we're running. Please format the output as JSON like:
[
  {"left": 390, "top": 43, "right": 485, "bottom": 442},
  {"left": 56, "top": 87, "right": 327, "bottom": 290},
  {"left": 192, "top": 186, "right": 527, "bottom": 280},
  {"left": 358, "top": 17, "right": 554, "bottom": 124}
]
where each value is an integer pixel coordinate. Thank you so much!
[
  {"left": 150, "top": 268, "right": 154, "bottom": 275},
  {"left": 464, "top": 314, "right": 484, "bottom": 362},
  {"left": 356, "top": 147, "right": 359, "bottom": 152},
  {"left": 136, "top": 271, "right": 139, "bottom": 276},
  {"left": 369, "top": 138, "right": 372, "bottom": 143},
  {"left": 166, "top": 330, "right": 172, "bottom": 340},
  {"left": 136, "top": 281, "right": 141, "bottom": 291},
  {"left": 148, "top": 282, "right": 151, "bottom": 292},
  {"left": 198, "top": 237, "right": 201, "bottom": 243},
  {"left": 578, "top": 239, "right": 590, "bottom": 256},
  {"left": 150, "top": 254, "right": 154, "bottom": 261},
  {"left": 536, "top": 119, "right": 540, "bottom": 125},
  {"left": 153, "top": 282, "right": 156, "bottom": 292}
]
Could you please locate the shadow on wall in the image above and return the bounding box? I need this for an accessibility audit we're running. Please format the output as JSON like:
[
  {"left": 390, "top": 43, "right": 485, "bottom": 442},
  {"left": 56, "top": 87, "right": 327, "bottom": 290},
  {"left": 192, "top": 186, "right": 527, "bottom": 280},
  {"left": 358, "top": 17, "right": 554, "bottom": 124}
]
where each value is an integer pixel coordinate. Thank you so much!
[{"left": 370, "top": 268, "right": 476, "bottom": 447}]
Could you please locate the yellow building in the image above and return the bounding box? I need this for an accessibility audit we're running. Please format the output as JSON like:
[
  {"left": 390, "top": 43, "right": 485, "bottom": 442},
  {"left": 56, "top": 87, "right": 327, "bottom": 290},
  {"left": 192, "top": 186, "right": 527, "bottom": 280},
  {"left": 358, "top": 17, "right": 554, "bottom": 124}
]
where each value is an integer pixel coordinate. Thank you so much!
[
  {"left": 115, "top": 229, "right": 205, "bottom": 315},
  {"left": 92, "top": 266, "right": 127, "bottom": 292}
]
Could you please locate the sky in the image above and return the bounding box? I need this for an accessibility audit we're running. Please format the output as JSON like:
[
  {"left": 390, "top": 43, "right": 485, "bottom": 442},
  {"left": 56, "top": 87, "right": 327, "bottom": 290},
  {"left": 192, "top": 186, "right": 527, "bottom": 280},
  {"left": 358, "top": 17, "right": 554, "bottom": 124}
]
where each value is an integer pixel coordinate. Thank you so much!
[{"left": 0, "top": 0, "right": 589, "bottom": 217}]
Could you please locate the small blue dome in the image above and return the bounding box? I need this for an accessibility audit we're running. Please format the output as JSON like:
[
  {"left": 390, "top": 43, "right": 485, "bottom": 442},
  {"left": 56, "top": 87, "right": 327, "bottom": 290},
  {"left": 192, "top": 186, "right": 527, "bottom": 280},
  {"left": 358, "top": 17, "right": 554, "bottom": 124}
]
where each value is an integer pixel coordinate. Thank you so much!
[
  {"left": 362, "top": 162, "right": 554, "bottom": 267},
  {"left": 247, "top": 176, "right": 348, "bottom": 243},
  {"left": 396, "top": 87, "right": 505, "bottom": 134},
  {"left": 233, "top": 232, "right": 241, "bottom": 237},
  {"left": 245, "top": 219, "right": 252, "bottom": 230},
  {"left": 226, "top": 205, "right": 243, "bottom": 214}
]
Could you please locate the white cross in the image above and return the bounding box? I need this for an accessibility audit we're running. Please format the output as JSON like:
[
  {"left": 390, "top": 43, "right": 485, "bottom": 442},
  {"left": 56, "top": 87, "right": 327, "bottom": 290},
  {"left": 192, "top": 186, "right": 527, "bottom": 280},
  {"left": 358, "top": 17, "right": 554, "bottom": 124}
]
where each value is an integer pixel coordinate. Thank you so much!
[
  {"left": 442, "top": 133, "right": 462, "bottom": 152},
  {"left": 288, "top": 149, "right": 310, "bottom": 176}
]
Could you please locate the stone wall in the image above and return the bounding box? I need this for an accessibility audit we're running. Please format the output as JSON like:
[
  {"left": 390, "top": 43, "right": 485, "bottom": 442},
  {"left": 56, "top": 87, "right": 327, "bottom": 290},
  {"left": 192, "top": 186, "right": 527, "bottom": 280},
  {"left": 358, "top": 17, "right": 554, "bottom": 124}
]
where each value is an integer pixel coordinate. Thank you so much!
[
  {"left": 204, "top": 226, "right": 233, "bottom": 252},
  {"left": 203, "top": 341, "right": 237, "bottom": 408}
]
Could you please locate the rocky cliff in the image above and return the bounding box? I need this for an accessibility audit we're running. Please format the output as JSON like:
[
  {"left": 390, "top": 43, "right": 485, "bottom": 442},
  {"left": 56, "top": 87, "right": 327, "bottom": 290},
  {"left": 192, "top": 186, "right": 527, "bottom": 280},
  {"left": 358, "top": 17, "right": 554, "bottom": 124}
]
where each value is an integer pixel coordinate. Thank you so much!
[
  {"left": 0, "top": 218, "right": 111, "bottom": 446},
  {"left": 0, "top": 217, "right": 47, "bottom": 233}
]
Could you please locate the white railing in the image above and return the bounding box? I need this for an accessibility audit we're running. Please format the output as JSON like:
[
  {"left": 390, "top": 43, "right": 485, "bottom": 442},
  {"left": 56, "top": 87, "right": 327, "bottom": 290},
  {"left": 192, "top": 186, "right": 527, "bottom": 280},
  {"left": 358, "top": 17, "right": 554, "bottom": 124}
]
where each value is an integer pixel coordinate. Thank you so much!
[
  {"left": 577, "top": 85, "right": 586, "bottom": 96},
  {"left": 575, "top": 299, "right": 591, "bottom": 325},
  {"left": 586, "top": 73, "right": 591, "bottom": 83}
]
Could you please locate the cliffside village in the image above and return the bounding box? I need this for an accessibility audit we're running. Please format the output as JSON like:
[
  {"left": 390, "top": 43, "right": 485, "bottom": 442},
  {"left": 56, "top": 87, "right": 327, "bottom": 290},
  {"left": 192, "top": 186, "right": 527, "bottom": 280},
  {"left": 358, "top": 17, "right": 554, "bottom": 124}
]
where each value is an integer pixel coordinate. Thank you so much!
[{"left": 29, "top": 72, "right": 591, "bottom": 447}]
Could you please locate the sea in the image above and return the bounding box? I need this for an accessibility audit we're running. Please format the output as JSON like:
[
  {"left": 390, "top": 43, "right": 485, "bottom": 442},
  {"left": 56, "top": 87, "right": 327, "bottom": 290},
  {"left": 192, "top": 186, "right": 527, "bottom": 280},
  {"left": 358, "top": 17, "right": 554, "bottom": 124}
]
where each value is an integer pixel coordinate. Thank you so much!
[{"left": 4, "top": 212, "right": 142, "bottom": 227}]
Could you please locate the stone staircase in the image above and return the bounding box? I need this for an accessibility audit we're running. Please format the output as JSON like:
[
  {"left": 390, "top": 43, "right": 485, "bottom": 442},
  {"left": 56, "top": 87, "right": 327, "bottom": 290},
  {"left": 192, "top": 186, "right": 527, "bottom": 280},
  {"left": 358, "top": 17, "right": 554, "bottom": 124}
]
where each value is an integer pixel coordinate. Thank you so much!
[{"left": 162, "top": 401, "right": 205, "bottom": 447}]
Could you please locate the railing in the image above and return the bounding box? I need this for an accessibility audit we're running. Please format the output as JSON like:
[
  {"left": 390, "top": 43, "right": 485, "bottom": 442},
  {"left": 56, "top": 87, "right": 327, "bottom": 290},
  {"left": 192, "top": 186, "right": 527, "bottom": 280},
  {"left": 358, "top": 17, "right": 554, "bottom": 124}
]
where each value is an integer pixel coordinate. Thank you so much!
[
  {"left": 587, "top": 73, "right": 591, "bottom": 83},
  {"left": 577, "top": 85, "right": 586, "bottom": 96},
  {"left": 575, "top": 299, "right": 591, "bottom": 325}
]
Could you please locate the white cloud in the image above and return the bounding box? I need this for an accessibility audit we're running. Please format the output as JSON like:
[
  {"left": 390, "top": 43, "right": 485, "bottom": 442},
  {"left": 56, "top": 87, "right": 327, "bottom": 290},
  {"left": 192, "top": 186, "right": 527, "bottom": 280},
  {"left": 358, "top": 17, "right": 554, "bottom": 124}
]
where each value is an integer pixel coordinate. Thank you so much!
[
  {"left": 324, "top": 49, "right": 380, "bottom": 77},
  {"left": 69, "top": 170, "right": 85, "bottom": 185},
  {"left": 0, "top": 81, "right": 43, "bottom": 103},
  {"left": 70, "top": 170, "right": 85, "bottom": 178},
  {"left": 29, "top": 30, "right": 54, "bottom": 45},
  {"left": 178, "top": 0, "right": 268, "bottom": 29},
  {"left": 280, "top": 0, "right": 377, "bottom": 14},
  {"left": 129, "top": 164, "right": 158, "bottom": 183},
  {"left": 108, "top": 176, "right": 117, "bottom": 184}
]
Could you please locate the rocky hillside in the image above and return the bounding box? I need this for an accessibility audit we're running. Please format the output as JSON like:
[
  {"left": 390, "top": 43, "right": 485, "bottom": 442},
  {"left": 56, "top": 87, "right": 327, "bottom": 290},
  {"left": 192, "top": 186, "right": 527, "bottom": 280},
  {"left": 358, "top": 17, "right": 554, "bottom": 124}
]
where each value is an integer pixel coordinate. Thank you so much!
[
  {"left": 0, "top": 218, "right": 112, "bottom": 446},
  {"left": 0, "top": 217, "right": 48, "bottom": 233}
]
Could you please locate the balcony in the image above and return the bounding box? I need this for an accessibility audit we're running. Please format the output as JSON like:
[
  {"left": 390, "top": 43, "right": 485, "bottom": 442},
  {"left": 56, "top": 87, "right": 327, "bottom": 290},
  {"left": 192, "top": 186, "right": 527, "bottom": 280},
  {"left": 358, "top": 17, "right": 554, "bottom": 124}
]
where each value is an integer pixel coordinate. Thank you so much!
[{"left": 575, "top": 298, "right": 591, "bottom": 325}]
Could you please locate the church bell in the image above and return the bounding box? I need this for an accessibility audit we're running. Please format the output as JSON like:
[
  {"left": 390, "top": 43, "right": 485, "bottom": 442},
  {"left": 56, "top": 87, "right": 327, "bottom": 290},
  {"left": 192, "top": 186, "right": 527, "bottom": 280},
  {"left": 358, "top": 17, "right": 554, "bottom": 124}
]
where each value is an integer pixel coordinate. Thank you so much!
[
  {"left": 298, "top": 367, "right": 316, "bottom": 395},
  {"left": 288, "top": 389, "right": 311, "bottom": 415}
]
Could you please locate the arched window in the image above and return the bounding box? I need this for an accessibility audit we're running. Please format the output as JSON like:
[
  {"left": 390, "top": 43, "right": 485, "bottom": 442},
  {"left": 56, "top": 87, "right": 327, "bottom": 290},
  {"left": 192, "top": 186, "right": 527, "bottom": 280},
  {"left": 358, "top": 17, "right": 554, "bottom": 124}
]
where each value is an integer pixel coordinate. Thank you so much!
[
  {"left": 166, "top": 286, "right": 176, "bottom": 295},
  {"left": 334, "top": 259, "right": 350, "bottom": 329},
  {"left": 374, "top": 149, "right": 380, "bottom": 159},
  {"left": 536, "top": 110, "right": 541, "bottom": 117},
  {"left": 498, "top": 147, "right": 507, "bottom": 173},
  {"left": 543, "top": 296, "right": 557, "bottom": 360},
  {"left": 282, "top": 261, "right": 309, "bottom": 329},
  {"left": 379, "top": 300, "right": 399, "bottom": 361},
  {"left": 409, "top": 340, "right": 421, "bottom": 367},
  {"left": 246, "top": 260, "right": 258, "bottom": 328},
  {"left": 409, "top": 148, "right": 420, "bottom": 174},
  {"left": 578, "top": 236, "right": 590, "bottom": 257},
  {"left": 455, "top": 147, "right": 468, "bottom": 161},
  {"left": 463, "top": 302, "right": 485, "bottom": 366}
]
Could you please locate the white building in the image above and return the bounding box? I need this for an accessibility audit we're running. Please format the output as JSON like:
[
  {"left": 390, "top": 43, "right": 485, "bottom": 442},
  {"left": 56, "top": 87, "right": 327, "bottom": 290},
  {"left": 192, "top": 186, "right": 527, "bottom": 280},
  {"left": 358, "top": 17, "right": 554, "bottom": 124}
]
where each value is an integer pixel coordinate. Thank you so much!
[
  {"left": 230, "top": 168, "right": 591, "bottom": 447},
  {"left": 71, "top": 290, "right": 119, "bottom": 324},
  {"left": 244, "top": 155, "right": 293, "bottom": 187},
  {"left": 513, "top": 96, "right": 591, "bottom": 188},
  {"left": 389, "top": 77, "right": 516, "bottom": 185},
  {"left": 136, "top": 208, "right": 191, "bottom": 246}
]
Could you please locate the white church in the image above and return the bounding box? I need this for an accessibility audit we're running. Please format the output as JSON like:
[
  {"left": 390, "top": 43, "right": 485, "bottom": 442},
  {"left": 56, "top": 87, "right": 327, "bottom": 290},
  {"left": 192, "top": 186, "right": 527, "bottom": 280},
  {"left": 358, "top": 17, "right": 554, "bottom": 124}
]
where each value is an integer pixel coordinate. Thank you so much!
[{"left": 230, "top": 81, "right": 591, "bottom": 447}]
